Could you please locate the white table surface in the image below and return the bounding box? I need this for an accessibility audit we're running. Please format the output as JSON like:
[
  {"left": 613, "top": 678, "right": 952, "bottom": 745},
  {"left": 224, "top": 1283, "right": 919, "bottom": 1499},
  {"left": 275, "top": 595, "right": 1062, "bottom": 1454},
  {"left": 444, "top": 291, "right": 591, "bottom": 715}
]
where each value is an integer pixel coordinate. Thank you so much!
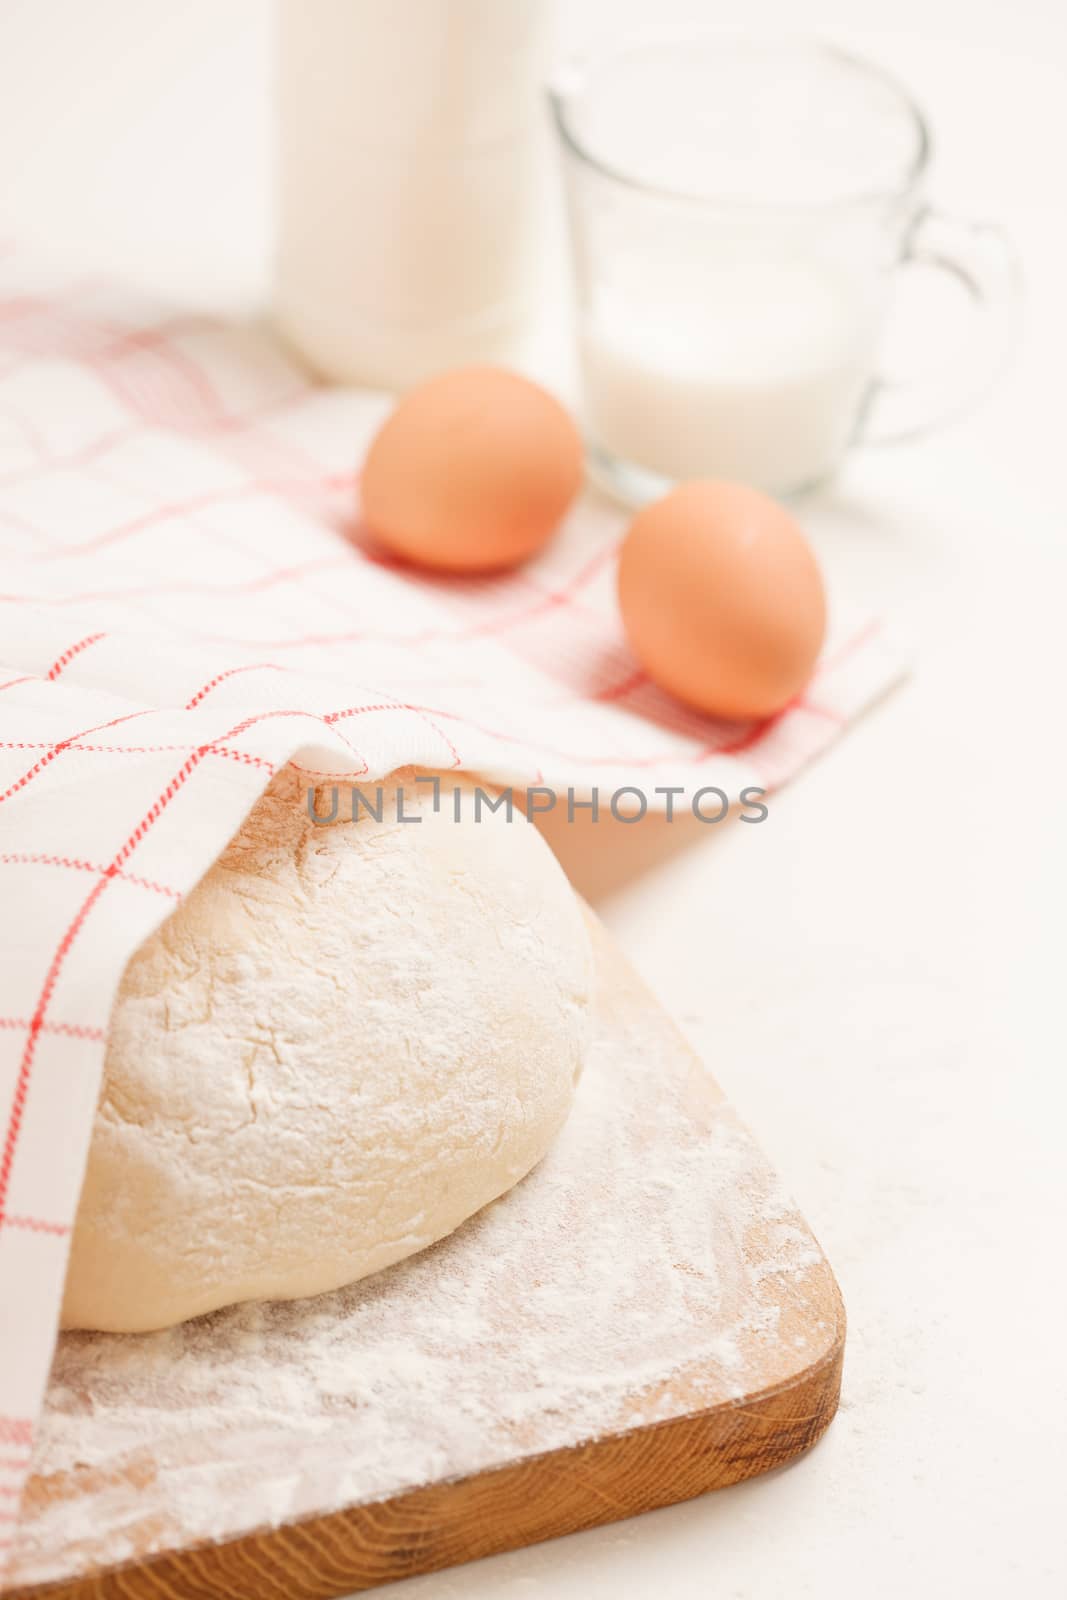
[{"left": 1, "top": 3, "right": 1065, "bottom": 1597}]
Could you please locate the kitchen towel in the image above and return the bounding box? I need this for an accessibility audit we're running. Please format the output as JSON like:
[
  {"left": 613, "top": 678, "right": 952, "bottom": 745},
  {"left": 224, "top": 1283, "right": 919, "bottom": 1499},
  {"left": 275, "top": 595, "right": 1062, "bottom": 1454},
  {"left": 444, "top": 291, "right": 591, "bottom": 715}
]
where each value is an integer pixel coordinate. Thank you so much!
[{"left": 0, "top": 248, "right": 902, "bottom": 1571}]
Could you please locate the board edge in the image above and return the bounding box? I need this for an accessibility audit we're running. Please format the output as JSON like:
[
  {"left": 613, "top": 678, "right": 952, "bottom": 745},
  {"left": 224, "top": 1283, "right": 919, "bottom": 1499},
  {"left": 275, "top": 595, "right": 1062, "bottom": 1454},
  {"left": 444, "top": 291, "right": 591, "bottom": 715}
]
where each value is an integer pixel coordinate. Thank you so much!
[{"left": 6, "top": 1288, "right": 844, "bottom": 1600}]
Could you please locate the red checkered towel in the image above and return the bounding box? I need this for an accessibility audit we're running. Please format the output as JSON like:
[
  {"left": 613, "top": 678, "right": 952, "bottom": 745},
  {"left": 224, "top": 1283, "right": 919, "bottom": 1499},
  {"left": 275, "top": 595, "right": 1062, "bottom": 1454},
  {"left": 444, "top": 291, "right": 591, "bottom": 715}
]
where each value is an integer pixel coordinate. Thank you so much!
[{"left": 0, "top": 249, "right": 903, "bottom": 1564}]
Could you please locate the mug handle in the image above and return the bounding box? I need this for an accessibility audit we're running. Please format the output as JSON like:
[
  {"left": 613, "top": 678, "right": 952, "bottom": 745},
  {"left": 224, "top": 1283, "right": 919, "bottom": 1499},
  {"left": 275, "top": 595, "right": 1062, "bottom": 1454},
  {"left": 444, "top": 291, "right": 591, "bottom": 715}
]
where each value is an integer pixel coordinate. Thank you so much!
[{"left": 856, "top": 207, "right": 1021, "bottom": 445}]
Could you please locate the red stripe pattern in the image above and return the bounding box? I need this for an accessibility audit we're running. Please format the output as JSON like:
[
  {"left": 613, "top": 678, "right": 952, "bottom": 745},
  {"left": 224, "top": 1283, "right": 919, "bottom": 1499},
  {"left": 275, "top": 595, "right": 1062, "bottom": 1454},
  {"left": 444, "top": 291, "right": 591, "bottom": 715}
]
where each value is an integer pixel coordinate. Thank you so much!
[{"left": 0, "top": 245, "right": 904, "bottom": 1567}]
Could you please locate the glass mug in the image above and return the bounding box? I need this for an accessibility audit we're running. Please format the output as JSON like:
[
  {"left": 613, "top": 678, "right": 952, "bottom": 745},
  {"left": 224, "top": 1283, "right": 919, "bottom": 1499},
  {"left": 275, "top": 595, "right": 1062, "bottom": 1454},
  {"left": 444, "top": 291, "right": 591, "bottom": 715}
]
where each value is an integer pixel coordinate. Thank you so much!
[{"left": 549, "top": 32, "right": 1019, "bottom": 502}]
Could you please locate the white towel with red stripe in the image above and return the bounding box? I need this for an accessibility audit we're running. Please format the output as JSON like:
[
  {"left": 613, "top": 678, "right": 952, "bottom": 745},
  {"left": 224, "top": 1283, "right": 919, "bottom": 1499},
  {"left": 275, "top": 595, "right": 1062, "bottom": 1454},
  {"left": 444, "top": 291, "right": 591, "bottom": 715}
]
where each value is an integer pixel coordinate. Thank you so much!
[{"left": 0, "top": 249, "right": 903, "bottom": 1570}]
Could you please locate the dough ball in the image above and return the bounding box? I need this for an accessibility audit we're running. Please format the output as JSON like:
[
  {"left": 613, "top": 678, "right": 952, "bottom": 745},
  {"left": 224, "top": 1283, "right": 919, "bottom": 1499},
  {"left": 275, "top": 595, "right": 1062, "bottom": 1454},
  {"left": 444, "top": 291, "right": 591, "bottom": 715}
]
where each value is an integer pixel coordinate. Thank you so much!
[{"left": 63, "top": 769, "right": 591, "bottom": 1333}]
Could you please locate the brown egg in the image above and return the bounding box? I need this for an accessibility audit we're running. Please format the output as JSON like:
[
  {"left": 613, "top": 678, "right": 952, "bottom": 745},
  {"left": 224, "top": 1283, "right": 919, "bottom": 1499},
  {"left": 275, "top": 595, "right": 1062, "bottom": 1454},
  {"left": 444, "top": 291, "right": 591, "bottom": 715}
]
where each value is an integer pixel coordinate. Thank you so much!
[
  {"left": 360, "top": 366, "right": 584, "bottom": 574},
  {"left": 617, "top": 481, "right": 826, "bottom": 721}
]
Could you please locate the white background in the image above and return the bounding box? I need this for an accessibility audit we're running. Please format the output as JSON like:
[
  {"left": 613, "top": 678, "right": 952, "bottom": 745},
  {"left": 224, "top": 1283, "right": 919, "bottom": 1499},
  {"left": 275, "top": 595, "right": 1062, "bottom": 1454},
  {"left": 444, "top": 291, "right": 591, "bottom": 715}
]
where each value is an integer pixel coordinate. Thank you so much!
[{"left": 1, "top": 2, "right": 1065, "bottom": 1597}]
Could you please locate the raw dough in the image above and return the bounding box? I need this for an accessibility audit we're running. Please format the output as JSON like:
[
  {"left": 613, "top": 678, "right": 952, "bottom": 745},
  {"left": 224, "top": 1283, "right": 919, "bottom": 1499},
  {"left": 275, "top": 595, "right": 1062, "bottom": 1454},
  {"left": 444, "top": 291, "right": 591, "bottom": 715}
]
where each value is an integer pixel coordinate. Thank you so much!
[{"left": 62, "top": 769, "right": 591, "bottom": 1333}]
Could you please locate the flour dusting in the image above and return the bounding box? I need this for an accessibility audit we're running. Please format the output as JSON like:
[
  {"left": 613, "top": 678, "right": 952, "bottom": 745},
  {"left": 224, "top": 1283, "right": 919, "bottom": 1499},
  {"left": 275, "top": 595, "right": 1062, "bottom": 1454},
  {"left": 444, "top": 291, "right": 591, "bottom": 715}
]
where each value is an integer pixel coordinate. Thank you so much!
[{"left": 11, "top": 931, "right": 833, "bottom": 1591}]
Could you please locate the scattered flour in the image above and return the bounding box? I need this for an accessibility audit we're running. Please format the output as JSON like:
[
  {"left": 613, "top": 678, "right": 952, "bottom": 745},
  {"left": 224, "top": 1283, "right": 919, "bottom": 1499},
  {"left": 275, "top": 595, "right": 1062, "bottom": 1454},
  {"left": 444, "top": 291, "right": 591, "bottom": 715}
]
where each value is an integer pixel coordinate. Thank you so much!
[{"left": 11, "top": 936, "right": 830, "bottom": 1591}]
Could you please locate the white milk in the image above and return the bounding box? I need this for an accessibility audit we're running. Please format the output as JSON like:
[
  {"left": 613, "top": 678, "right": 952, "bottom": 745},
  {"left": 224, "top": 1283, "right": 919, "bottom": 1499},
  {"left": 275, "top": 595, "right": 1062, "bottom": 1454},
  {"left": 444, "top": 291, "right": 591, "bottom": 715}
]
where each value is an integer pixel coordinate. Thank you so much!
[
  {"left": 276, "top": 0, "right": 548, "bottom": 390},
  {"left": 580, "top": 261, "right": 885, "bottom": 496}
]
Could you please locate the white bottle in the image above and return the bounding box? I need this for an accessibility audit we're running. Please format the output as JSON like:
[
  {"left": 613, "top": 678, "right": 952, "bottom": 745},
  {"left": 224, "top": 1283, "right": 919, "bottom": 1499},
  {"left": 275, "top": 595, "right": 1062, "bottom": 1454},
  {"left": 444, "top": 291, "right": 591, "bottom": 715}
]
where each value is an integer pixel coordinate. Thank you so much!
[{"left": 276, "top": 0, "right": 549, "bottom": 390}]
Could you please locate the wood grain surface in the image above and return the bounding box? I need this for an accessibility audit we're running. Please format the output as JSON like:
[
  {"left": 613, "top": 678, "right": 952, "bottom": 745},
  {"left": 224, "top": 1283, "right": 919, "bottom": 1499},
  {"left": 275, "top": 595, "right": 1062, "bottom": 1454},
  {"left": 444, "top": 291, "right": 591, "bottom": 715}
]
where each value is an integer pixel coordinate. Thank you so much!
[{"left": 7, "top": 916, "right": 844, "bottom": 1600}]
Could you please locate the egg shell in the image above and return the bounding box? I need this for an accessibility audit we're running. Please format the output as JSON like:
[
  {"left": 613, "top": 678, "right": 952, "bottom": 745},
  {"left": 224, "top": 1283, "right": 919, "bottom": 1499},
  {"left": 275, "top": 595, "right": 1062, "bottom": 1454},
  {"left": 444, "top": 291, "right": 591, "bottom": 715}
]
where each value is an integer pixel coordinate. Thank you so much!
[
  {"left": 617, "top": 480, "right": 827, "bottom": 721},
  {"left": 360, "top": 366, "right": 584, "bottom": 574}
]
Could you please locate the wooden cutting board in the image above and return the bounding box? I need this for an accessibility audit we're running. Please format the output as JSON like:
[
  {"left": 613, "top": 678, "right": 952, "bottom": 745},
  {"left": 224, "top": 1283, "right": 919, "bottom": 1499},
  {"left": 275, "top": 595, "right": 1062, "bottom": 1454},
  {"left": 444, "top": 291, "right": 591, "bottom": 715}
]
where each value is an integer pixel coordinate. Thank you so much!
[{"left": 6, "top": 913, "right": 844, "bottom": 1600}]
